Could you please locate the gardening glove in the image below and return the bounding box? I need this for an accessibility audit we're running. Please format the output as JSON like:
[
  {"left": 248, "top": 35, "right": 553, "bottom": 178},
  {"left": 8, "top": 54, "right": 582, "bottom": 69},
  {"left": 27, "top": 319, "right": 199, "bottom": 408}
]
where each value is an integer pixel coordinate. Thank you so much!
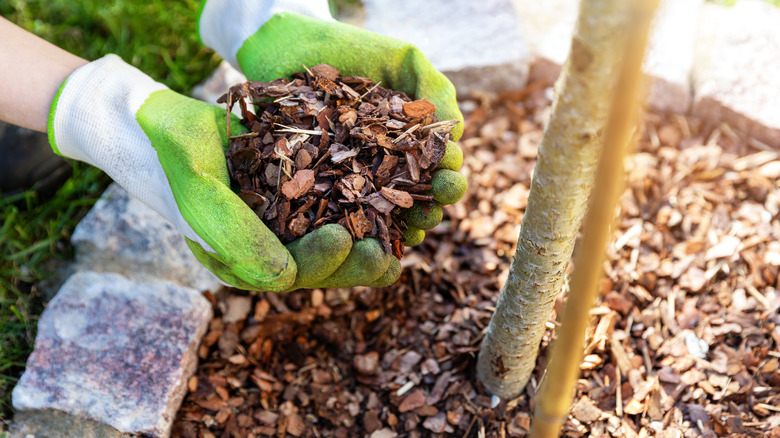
[
  {"left": 49, "top": 55, "right": 395, "bottom": 291},
  {"left": 199, "top": 1, "right": 467, "bottom": 286},
  {"left": 48, "top": 55, "right": 304, "bottom": 291}
]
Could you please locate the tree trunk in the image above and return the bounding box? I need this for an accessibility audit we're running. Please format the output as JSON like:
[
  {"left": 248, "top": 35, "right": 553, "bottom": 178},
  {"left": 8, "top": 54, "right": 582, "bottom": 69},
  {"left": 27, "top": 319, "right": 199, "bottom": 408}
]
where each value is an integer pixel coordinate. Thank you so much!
[
  {"left": 530, "top": 1, "right": 659, "bottom": 435},
  {"left": 476, "top": 0, "right": 633, "bottom": 399}
]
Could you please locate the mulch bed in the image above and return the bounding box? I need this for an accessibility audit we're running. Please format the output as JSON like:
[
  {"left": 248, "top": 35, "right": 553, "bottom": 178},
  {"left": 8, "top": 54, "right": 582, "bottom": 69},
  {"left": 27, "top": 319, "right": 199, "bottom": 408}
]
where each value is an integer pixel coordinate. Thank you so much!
[{"left": 172, "top": 82, "right": 780, "bottom": 438}]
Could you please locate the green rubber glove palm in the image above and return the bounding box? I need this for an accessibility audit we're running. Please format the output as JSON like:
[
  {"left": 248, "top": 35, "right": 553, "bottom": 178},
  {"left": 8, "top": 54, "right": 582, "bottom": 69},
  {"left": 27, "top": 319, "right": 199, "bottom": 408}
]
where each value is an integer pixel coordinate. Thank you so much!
[
  {"left": 50, "top": 55, "right": 324, "bottom": 291},
  {"left": 228, "top": 12, "right": 468, "bottom": 287},
  {"left": 135, "top": 90, "right": 294, "bottom": 291}
]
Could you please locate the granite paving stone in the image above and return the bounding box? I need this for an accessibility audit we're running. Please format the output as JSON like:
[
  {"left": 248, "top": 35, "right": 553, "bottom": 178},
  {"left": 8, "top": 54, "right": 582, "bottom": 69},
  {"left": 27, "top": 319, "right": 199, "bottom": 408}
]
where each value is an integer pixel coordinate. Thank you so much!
[
  {"left": 71, "top": 183, "right": 222, "bottom": 292},
  {"left": 11, "top": 271, "right": 212, "bottom": 437}
]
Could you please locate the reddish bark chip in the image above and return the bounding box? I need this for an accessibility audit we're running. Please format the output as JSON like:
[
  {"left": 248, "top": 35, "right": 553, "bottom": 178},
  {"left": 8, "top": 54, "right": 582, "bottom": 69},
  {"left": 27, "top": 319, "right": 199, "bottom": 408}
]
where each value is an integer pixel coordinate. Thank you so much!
[
  {"left": 295, "top": 149, "right": 312, "bottom": 170},
  {"left": 398, "top": 389, "right": 426, "bottom": 413},
  {"left": 402, "top": 99, "right": 436, "bottom": 118},
  {"left": 281, "top": 170, "right": 315, "bottom": 200},
  {"left": 310, "top": 63, "right": 340, "bottom": 81},
  {"left": 392, "top": 239, "right": 404, "bottom": 259},
  {"left": 288, "top": 213, "right": 311, "bottom": 237},
  {"left": 353, "top": 352, "right": 380, "bottom": 375},
  {"left": 315, "top": 76, "right": 343, "bottom": 97},
  {"left": 348, "top": 208, "right": 373, "bottom": 240}
]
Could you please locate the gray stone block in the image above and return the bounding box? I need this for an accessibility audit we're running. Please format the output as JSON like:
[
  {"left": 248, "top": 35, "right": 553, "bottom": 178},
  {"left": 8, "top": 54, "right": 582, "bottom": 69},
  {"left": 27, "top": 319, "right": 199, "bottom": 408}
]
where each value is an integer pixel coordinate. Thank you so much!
[
  {"left": 71, "top": 183, "right": 222, "bottom": 291},
  {"left": 362, "top": 0, "right": 530, "bottom": 95},
  {"left": 9, "top": 409, "right": 125, "bottom": 438},
  {"left": 692, "top": 1, "right": 780, "bottom": 146},
  {"left": 644, "top": 0, "right": 703, "bottom": 114},
  {"left": 11, "top": 271, "right": 212, "bottom": 437},
  {"left": 512, "top": 0, "right": 702, "bottom": 113}
]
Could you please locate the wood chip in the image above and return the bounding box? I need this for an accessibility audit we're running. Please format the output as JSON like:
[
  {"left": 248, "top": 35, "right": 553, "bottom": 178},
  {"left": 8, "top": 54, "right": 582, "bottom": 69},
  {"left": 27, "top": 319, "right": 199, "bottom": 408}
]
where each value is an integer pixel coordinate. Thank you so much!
[
  {"left": 380, "top": 187, "right": 414, "bottom": 208},
  {"left": 223, "top": 65, "right": 456, "bottom": 253},
  {"left": 403, "top": 99, "right": 436, "bottom": 118},
  {"left": 281, "top": 169, "right": 315, "bottom": 200},
  {"left": 398, "top": 389, "right": 426, "bottom": 413},
  {"left": 178, "top": 83, "right": 779, "bottom": 438}
]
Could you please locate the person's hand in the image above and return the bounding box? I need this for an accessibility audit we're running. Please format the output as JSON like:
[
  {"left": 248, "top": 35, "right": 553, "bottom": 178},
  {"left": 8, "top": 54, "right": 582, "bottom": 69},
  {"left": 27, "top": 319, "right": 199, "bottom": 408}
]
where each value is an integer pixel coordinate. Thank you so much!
[
  {"left": 199, "top": 2, "right": 468, "bottom": 287},
  {"left": 136, "top": 83, "right": 398, "bottom": 290},
  {"left": 137, "top": 90, "right": 398, "bottom": 291},
  {"left": 49, "top": 55, "right": 401, "bottom": 291},
  {"left": 49, "top": 55, "right": 296, "bottom": 290}
]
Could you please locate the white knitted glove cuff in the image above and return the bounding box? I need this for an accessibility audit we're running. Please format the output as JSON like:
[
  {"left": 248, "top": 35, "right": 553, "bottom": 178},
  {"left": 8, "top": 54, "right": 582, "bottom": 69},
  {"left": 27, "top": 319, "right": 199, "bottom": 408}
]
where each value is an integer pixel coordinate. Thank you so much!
[
  {"left": 199, "top": 0, "right": 334, "bottom": 69},
  {"left": 51, "top": 54, "right": 212, "bottom": 251}
]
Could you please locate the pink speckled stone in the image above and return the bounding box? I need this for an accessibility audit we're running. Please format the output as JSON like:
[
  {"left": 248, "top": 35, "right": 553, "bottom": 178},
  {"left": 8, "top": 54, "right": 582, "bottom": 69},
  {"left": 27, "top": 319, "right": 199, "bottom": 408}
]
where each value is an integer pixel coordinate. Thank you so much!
[{"left": 12, "top": 271, "right": 212, "bottom": 437}]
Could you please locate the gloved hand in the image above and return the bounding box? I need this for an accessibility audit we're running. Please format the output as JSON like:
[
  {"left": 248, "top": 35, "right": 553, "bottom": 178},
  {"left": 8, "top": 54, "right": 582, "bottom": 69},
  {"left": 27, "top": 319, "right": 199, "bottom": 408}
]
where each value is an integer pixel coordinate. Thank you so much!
[
  {"left": 48, "top": 55, "right": 397, "bottom": 291},
  {"left": 199, "top": 0, "right": 468, "bottom": 283}
]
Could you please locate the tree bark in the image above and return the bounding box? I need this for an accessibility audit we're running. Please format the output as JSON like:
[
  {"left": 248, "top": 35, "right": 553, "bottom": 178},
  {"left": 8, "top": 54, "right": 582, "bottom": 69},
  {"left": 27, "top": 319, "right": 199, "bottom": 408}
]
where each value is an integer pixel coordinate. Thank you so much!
[{"left": 476, "top": 0, "right": 633, "bottom": 399}]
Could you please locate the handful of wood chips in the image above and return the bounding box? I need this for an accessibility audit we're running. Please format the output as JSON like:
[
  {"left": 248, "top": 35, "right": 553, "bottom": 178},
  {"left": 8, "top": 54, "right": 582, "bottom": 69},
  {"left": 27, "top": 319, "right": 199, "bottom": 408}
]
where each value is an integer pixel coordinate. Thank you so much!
[{"left": 219, "top": 64, "right": 458, "bottom": 259}]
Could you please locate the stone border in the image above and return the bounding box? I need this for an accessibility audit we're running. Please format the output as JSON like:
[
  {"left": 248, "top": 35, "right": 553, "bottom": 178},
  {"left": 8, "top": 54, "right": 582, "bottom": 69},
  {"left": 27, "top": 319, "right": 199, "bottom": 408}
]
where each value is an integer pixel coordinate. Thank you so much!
[{"left": 10, "top": 186, "right": 218, "bottom": 438}]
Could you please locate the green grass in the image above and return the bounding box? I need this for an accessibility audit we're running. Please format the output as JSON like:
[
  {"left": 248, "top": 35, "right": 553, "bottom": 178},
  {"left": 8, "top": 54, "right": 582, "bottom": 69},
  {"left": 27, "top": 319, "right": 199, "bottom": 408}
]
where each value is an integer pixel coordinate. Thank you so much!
[{"left": 0, "top": 0, "right": 222, "bottom": 425}]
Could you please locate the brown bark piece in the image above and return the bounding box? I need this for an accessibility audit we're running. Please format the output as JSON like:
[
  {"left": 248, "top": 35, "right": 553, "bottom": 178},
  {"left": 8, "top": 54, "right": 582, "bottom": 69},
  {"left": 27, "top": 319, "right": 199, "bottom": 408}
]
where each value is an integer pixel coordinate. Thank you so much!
[
  {"left": 380, "top": 187, "right": 414, "bottom": 208},
  {"left": 353, "top": 352, "right": 380, "bottom": 375},
  {"left": 375, "top": 155, "right": 400, "bottom": 186},
  {"left": 398, "top": 389, "right": 426, "bottom": 413},
  {"left": 348, "top": 208, "right": 372, "bottom": 240},
  {"left": 288, "top": 213, "right": 311, "bottom": 237},
  {"left": 281, "top": 170, "right": 315, "bottom": 200},
  {"left": 367, "top": 192, "right": 396, "bottom": 214},
  {"left": 310, "top": 64, "right": 340, "bottom": 81},
  {"left": 295, "top": 149, "right": 312, "bottom": 170},
  {"left": 402, "top": 99, "right": 436, "bottom": 118}
]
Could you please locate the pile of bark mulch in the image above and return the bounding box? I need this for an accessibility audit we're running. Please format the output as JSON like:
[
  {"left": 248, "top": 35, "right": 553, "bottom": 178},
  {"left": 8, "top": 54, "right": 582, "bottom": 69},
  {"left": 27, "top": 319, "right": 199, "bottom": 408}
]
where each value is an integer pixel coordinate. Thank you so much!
[{"left": 173, "top": 82, "right": 780, "bottom": 438}]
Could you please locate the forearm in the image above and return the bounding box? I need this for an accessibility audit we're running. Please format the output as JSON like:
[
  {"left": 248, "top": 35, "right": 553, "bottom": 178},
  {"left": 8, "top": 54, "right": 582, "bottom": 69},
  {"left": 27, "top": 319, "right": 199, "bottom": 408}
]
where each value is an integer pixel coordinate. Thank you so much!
[{"left": 0, "top": 17, "right": 87, "bottom": 132}]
